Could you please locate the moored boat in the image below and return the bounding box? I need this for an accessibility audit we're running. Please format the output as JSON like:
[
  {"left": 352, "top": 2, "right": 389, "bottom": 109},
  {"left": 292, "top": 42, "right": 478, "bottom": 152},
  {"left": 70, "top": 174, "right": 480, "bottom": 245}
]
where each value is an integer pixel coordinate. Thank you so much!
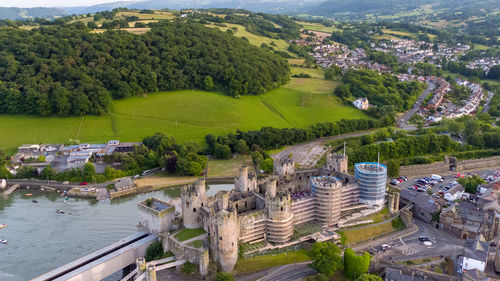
[
  {"left": 0, "top": 238, "right": 7, "bottom": 244},
  {"left": 0, "top": 224, "right": 6, "bottom": 229}
]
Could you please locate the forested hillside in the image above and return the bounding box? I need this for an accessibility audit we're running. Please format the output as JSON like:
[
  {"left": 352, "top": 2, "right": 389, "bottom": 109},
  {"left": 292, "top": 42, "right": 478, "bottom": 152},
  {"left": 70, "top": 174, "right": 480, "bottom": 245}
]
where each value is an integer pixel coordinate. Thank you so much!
[{"left": 0, "top": 21, "right": 289, "bottom": 116}]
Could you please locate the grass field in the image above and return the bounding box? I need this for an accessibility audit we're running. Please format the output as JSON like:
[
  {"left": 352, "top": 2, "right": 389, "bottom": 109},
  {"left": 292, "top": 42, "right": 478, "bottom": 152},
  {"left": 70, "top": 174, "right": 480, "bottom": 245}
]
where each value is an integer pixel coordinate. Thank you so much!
[
  {"left": 204, "top": 23, "right": 291, "bottom": 55},
  {"left": 339, "top": 220, "right": 397, "bottom": 245},
  {"left": 296, "top": 21, "right": 340, "bottom": 33},
  {"left": 232, "top": 249, "right": 311, "bottom": 274},
  {"left": 206, "top": 156, "right": 254, "bottom": 178},
  {"left": 0, "top": 78, "right": 368, "bottom": 153},
  {"left": 291, "top": 67, "right": 325, "bottom": 79}
]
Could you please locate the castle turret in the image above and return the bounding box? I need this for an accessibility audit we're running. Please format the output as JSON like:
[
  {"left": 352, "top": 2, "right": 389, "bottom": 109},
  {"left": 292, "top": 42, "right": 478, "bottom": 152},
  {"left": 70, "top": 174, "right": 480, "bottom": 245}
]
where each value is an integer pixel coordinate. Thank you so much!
[
  {"left": 216, "top": 190, "right": 230, "bottom": 211},
  {"left": 212, "top": 209, "right": 239, "bottom": 272},
  {"left": 181, "top": 178, "right": 207, "bottom": 229},
  {"left": 235, "top": 165, "right": 257, "bottom": 192},
  {"left": 274, "top": 157, "right": 294, "bottom": 177},
  {"left": 311, "top": 176, "right": 342, "bottom": 226},
  {"left": 266, "top": 191, "right": 294, "bottom": 243},
  {"left": 326, "top": 152, "right": 348, "bottom": 174},
  {"left": 265, "top": 177, "right": 277, "bottom": 198}
]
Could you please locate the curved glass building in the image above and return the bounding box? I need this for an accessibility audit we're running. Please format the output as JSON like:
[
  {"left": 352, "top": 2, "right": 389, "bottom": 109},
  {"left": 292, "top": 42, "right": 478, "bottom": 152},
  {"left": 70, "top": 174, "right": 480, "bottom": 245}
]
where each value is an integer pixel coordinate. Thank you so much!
[{"left": 354, "top": 162, "right": 387, "bottom": 206}]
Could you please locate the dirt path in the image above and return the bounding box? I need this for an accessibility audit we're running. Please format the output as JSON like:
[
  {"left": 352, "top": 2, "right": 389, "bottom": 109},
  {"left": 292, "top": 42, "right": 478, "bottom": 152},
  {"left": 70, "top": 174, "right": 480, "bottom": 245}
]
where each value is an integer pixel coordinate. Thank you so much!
[{"left": 272, "top": 129, "right": 376, "bottom": 169}]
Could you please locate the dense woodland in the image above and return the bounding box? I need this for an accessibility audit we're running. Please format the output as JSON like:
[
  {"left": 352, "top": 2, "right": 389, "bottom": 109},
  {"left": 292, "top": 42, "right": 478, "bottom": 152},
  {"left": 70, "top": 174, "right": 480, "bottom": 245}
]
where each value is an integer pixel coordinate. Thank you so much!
[
  {"left": 335, "top": 69, "right": 426, "bottom": 116},
  {"left": 0, "top": 20, "right": 289, "bottom": 116}
]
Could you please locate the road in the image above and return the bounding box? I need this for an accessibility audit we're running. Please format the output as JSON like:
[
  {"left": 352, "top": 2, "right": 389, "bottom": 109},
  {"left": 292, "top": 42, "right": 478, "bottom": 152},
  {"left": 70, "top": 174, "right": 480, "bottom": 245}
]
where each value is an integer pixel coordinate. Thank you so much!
[
  {"left": 398, "top": 81, "right": 435, "bottom": 130},
  {"left": 366, "top": 219, "right": 465, "bottom": 263},
  {"left": 483, "top": 90, "right": 495, "bottom": 113}
]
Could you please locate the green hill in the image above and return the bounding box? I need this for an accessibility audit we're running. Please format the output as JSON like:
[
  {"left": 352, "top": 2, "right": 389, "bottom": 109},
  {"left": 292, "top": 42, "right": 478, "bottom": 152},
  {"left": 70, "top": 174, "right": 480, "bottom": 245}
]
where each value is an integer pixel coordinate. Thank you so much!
[{"left": 0, "top": 78, "right": 368, "bottom": 153}]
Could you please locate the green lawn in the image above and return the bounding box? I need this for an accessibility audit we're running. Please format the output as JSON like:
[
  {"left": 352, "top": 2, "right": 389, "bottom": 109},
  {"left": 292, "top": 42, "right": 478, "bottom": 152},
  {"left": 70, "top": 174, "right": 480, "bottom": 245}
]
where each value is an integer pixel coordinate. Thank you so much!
[
  {"left": 187, "top": 240, "right": 203, "bottom": 248},
  {"left": 232, "top": 249, "right": 311, "bottom": 274},
  {"left": 296, "top": 21, "right": 341, "bottom": 33},
  {"left": 338, "top": 220, "right": 397, "bottom": 245},
  {"left": 0, "top": 78, "right": 368, "bottom": 153},
  {"left": 207, "top": 156, "right": 254, "bottom": 178},
  {"left": 174, "top": 228, "right": 206, "bottom": 242}
]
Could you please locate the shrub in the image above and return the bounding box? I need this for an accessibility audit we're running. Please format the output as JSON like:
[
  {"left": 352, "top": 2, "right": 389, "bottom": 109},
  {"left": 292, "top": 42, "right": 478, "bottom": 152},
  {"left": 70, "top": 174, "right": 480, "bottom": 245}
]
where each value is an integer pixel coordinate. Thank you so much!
[{"left": 144, "top": 241, "right": 163, "bottom": 262}]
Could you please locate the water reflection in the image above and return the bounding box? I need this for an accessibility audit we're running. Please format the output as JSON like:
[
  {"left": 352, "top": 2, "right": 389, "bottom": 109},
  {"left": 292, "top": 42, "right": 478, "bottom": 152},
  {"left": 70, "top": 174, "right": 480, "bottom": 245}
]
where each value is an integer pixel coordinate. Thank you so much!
[{"left": 0, "top": 184, "right": 233, "bottom": 281}]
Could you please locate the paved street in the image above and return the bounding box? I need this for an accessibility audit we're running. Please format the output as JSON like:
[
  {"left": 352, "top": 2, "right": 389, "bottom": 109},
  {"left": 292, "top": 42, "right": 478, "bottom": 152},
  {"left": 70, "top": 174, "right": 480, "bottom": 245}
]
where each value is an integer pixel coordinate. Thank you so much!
[
  {"left": 398, "top": 81, "right": 435, "bottom": 130},
  {"left": 483, "top": 90, "right": 495, "bottom": 113},
  {"left": 365, "top": 219, "right": 465, "bottom": 263}
]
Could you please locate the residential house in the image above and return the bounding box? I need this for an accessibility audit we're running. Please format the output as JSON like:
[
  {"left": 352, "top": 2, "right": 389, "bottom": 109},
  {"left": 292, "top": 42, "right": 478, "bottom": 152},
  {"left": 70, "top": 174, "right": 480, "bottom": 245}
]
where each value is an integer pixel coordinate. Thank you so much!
[
  {"left": 399, "top": 189, "right": 441, "bottom": 223},
  {"left": 458, "top": 235, "right": 489, "bottom": 274},
  {"left": 444, "top": 184, "right": 465, "bottom": 202},
  {"left": 353, "top": 98, "right": 369, "bottom": 110}
]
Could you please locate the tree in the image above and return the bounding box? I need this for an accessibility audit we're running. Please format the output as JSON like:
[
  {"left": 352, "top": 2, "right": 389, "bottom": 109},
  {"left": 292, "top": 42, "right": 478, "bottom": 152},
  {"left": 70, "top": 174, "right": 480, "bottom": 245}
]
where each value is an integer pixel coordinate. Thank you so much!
[
  {"left": 386, "top": 159, "right": 399, "bottom": 178},
  {"left": 214, "top": 272, "right": 235, "bottom": 281},
  {"left": 234, "top": 139, "right": 249, "bottom": 154},
  {"left": 251, "top": 151, "right": 264, "bottom": 168},
  {"left": 261, "top": 158, "right": 274, "bottom": 173},
  {"left": 214, "top": 144, "right": 232, "bottom": 159},
  {"left": 41, "top": 165, "right": 56, "bottom": 180},
  {"left": 203, "top": 76, "right": 215, "bottom": 91},
  {"left": 344, "top": 248, "right": 371, "bottom": 280},
  {"left": 309, "top": 241, "right": 343, "bottom": 276},
  {"left": 355, "top": 274, "right": 383, "bottom": 281},
  {"left": 458, "top": 175, "right": 485, "bottom": 194},
  {"left": 306, "top": 274, "right": 328, "bottom": 281},
  {"left": 82, "top": 162, "right": 96, "bottom": 182},
  {"left": 176, "top": 158, "right": 203, "bottom": 176}
]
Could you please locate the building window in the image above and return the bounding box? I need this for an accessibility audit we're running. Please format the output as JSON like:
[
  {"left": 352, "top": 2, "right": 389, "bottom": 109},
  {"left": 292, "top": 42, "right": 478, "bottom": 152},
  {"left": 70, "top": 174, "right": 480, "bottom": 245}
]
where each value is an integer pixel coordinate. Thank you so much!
[
  {"left": 245, "top": 201, "right": 247, "bottom": 208},
  {"left": 201, "top": 203, "right": 204, "bottom": 207},
  {"left": 220, "top": 236, "right": 222, "bottom": 241},
  {"left": 193, "top": 208, "right": 196, "bottom": 212},
  {"left": 232, "top": 242, "right": 234, "bottom": 246},
  {"left": 186, "top": 202, "right": 189, "bottom": 206},
  {"left": 281, "top": 207, "right": 283, "bottom": 211}
]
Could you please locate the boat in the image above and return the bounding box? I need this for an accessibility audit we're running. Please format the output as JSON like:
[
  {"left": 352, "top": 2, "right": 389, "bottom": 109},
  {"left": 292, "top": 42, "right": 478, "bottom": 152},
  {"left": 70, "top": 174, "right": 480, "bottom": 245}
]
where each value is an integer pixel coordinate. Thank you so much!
[
  {"left": 32, "top": 200, "right": 38, "bottom": 203},
  {"left": 25, "top": 193, "right": 32, "bottom": 197},
  {"left": 56, "top": 209, "right": 65, "bottom": 214},
  {"left": 0, "top": 238, "right": 7, "bottom": 244},
  {"left": 0, "top": 224, "right": 6, "bottom": 229},
  {"left": 63, "top": 200, "right": 70, "bottom": 205}
]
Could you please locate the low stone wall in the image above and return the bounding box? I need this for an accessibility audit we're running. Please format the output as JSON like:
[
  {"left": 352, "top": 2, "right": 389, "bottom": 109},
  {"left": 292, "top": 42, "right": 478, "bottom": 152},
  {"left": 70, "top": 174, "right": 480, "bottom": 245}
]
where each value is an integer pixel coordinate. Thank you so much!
[
  {"left": 399, "top": 155, "right": 500, "bottom": 178},
  {"left": 165, "top": 233, "right": 209, "bottom": 275},
  {"left": 109, "top": 185, "right": 168, "bottom": 199}
]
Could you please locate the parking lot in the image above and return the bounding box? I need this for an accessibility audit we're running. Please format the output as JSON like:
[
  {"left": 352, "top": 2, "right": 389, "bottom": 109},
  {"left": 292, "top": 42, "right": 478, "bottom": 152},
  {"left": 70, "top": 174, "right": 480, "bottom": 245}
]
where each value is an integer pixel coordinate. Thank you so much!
[{"left": 393, "top": 169, "right": 500, "bottom": 199}]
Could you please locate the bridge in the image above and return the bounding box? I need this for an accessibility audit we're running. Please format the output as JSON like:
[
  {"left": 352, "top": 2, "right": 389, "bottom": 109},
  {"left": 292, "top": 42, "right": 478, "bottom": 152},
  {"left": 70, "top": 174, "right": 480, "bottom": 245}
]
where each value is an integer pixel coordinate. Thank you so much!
[{"left": 32, "top": 231, "right": 157, "bottom": 281}]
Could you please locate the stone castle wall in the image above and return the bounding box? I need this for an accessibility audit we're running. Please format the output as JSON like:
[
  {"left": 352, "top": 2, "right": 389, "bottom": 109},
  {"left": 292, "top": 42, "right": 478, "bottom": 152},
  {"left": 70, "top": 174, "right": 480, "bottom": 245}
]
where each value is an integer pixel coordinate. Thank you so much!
[{"left": 399, "top": 155, "right": 500, "bottom": 178}]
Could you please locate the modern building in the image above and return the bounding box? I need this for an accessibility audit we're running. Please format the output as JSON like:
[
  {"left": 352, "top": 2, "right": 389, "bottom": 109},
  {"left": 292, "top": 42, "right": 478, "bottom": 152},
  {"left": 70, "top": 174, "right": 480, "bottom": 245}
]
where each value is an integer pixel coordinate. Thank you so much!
[{"left": 355, "top": 162, "right": 387, "bottom": 206}]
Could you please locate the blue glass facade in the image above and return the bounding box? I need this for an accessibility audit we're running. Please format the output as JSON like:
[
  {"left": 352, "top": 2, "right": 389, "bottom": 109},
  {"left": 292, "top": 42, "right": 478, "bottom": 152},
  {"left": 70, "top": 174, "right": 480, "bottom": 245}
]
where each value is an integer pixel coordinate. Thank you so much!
[{"left": 355, "top": 162, "right": 387, "bottom": 205}]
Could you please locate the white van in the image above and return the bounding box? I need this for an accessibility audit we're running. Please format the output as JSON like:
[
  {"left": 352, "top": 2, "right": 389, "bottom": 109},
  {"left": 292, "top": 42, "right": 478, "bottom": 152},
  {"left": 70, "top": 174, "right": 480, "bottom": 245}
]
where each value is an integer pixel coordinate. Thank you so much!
[{"left": 431, "top": 174, "right": 443, "bottom": 182}]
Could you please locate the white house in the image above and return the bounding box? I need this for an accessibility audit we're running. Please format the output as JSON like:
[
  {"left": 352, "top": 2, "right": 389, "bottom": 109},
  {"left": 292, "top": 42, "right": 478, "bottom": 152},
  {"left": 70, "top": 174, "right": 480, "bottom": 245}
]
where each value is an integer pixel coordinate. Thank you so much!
[
  {"left": 0, "top": 179, "right": 6, "bottom": 189},
  {"left": 353, "top": 98, "right": 369, "bottom": 110},
  {"left": 459, "top": 235, "right": 489, "bottom": 274},
  {"left": 444, "top": 184, "right": 464, "bottom": 201}
]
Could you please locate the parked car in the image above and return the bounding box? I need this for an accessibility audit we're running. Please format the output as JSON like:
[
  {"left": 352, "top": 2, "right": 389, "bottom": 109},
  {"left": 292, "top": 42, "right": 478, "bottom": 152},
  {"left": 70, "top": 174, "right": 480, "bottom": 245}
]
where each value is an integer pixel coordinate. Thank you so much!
[
  {"left": 419, "top": 236, "right": 430, "bottom": 242},
  {"left": 80, "top": 182, "right": 87, "bottom": 185}
]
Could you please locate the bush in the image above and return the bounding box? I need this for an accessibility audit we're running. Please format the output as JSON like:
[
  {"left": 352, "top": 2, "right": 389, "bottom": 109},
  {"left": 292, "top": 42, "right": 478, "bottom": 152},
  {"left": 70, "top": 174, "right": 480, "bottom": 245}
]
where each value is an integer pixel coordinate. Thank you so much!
[
  {"left": 144, "top": 240, "right": 163, "bottom": 262},
  {"left": 215, "top": 272, "right": 235, "bottom": 281},
  {"left": 392, "top": 217, "right": 405, "bottom": 229},
  {"left": 181, "top": 262, "right": 198, "bottom": 275}
]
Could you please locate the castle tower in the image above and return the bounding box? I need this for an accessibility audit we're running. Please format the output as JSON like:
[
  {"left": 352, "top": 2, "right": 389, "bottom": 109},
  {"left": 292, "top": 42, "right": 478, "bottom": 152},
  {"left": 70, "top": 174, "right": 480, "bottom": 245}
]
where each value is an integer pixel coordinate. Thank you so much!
[
  {"left": 216, "top": 190, "right": 230, "bottom": 211},
  {"left": 326, "top": 152, "right": 348, "bottom": 174},
  {"left": 266, "top": 191, "right": 294, "bottom": 243},
  {"left": 266, "top": 177, "right": 277, "bottom": 198},
  {"left": 311, "top": 176, "right": 342, "bottom": 226},
  {"left": 181, "top": 178, "right": 207, "bottom": 229},
  {"left": 235, "top": 166, "right": 258, "bottom": 192},
  {"left": 212, "top": 208, "right": 239, "bottom": 272},
  {"left": 273, "top": 157, "right": 294, "bottom": 177},
  {"left": 388, "top": 193, "right": 396, "bottom": 214}
]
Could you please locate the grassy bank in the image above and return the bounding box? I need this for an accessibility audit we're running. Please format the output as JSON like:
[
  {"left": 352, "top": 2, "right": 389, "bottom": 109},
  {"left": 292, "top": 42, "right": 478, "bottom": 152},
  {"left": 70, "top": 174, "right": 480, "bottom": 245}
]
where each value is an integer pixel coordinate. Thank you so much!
[
  {"left": 232, "top": 249, "right": 311, "bottom": 275},
  {"left": 0, "top": 78, "right": 368, "bottom": 153}
]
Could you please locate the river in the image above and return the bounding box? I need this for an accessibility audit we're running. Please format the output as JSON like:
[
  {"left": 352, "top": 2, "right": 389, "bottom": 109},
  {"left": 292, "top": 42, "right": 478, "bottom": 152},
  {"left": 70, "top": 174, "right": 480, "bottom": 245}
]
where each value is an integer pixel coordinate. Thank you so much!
[{"left": 0, "top": 184, "right": 233, "bottom": 281}]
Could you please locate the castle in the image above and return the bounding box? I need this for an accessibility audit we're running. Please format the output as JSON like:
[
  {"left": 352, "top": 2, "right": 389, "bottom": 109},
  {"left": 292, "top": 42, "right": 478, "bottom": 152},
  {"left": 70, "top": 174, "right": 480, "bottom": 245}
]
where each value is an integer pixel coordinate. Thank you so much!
[{"left": 140, "top": 152, "right": 388, "bottom": 274}]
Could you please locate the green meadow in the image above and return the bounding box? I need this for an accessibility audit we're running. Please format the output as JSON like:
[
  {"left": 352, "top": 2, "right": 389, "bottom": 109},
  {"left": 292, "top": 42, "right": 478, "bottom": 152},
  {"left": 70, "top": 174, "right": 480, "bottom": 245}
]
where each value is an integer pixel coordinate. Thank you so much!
[{"left": 0, "top": 78, "right": 369, "bottom": 153}]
